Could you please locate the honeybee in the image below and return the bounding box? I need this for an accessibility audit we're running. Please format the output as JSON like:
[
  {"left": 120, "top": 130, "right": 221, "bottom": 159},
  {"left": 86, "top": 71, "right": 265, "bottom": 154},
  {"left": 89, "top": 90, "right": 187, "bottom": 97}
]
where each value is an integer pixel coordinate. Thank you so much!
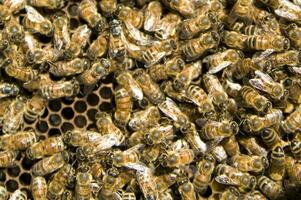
[
  {"left": 0, "top": 130, "right": 36, "bottom": 151},
  {"left": 222, "top": 79, "right": 242, "bottom": 99},
  {"left": 31, "top": 176, "right": 47, "bottom": 200},
  {"left": 155, "top": 13, "right": 182, "bottom": 40},
  {"left": 0, "top": 4, "right": 11, "bottom": 25},
  {"left": 96, "top": 112, "right": 125, "bottom": 145},
  {"left": 79, "top": 0, "right": 107, "bottom": 32},
  {"left": 193, "top": 154, "right": 216, "bottom": 193},
  {"left": 229, "top": 154, "right": 268, "bottom": 173},
  {"left": 2, "top": 96, "right": 26, "bottom": 134},
  {"left": 4, "top": 60, "right": 39, "bottom": 82},
  {"left": 144, "top": 124, "right": 175, "bottom": 146},
  {"left": 291, "top": 138, "right": 301, "bottom": 162},
  {"left": 267, "top": 146, "right": 285, "bottom": 181},
  {"left": 64, "top": 25, "right": 91, "bottom": 59},
  {"left": 220, "top": 135, "right": 240, "bottom": 156},
  {"left": 158, "top": 97, "right": 191, "bottom": 132},
  {"left": 219, "top": 187, "right": 241, "bottom": 200},
  {"left": 63, "top": 129, "right": 101, "bottom": 147},
  {"left": 144, "top": 1, "right": 162, "bottom": 32},
  {"left": 222, "top": 31, "right": 248, "bottom": 50},
  {"left": 0, "top": 98, "right": 12, "bottom": 127},
  {"left": 281, "top": 105, "right": 301, "bottom": 133},
  {"left": 90, "top": 162, "right": 104, "bottom": 182},
  {"left": 116, "top": 71, "right": 143, "bottom": 101},
  {"left": 273, "top": 0, "right": 301, "bottom": 23},
  {"left": 24, "top": 94, "right": 47, "bottom": 122},
  {"left": 203, "top": 74, "right": 229, "bottom": 107},
  {"left": 99, "top": 0, "right": 117, "bottom": 16},
  {"left": 133, "top": 69, "right": 165, "bottom": 105},
  {"left": 49, "top": 58, "right": 89, "bottom": 77},
  {"left": 153, "top": 172, "right": 178, "bottom": 193},
  {"left": 204, "top": 49, "right": 244, "bottom": 74},
  {"left": 9, "top": 190, "right": 27, "bottom": 200},
  {"left": 23, "top": 73, "right": 53, "bottom": 92},
  {"left": 284, "top": 23, "right": 301, "bottom": 48},
  {"left": 128, "top": 130, "right": 146, "bottom": 147},
  {"left": 142, "top": 39, "right": 178, "bottom": 67},
  {"left": 32, "top": 151, "right": 69, "bottom": 176},
  {"left": 23, "top": 6, "right": 53, "bottom": 36},
  {"left": 243, "top": 109, "right": 283, "bottom": 133},
  {"left": 75, "top": 172, "right": 92, "bottom": 200},
  {"left": 268, "top": 50, "right": 301, "bottom": 68},
  {"left": 87, "top": 31, "right": 108, "bottom": 60},
  {"left": 162, "top": 148, "right": 194, "bottom": 168},
  {"left": 0, "top": 150, "right": 18, "bottom": 168},
  {"left": 246, "top": 35, "right": 290, "bottom": 51},
  {"left": 182, "top": 31, "right": 220, "bottom": 61},
  {"left": 27, "top": 136, "right": 65, "bottom": 159},
  {"left": 162, "top": 0, "right": 195, "bottom": 17},
  {"left": 141, "top": 144, "right": 162, "bottom": 164},
  {"left": 260, "top": 128, "right": 288, "bottom": 150},
  {"left": 215, "top": 164, "right": 257, "bottom": 192},
  {"left": 5, "top": 16, "right": 24, "bottom": 44},
  {"left": 114, "top": 87, "right": 132, "bottom": 126},
  {"left": 117, "top": 5, "right": 144, "bottom": 29},
  {"left": 128, "top": 106, "right": 160, "bottom": 131},
  {"left": 286, "top": 156, "right": 301, "bottom": 182},
  {"left": 178, "top": 181, "right": 197, "bottom": 200},
  {"left": 257, "top": 176, "right": 283, "bottom": 200},
  {"left": 136, "top": 168, "right": 159, "bottom": 200},
  {"left": 161, "top": 81, "right": 189, "bottom": 103},
  {"left": 47, "top": 164, "right": 75, "bottom": 200},
  {"left": 240, "top": 86, "right": 271, "bottom": 112},
  {"left": 112, "top": 145, "right": 141, "bottom": 168},
  {"left": 52, "top": 14, "right": 70, "bottom": 50},
  {"left": 183, "top": 123, "right": 207, "bottom": 154},
  {"left": 109, "top": 19, "right": 127, "bottom": 61},
  {"left": 0, "top": 185, "right": 8, "bottom": 200},
  {"left": 148, "top": 57, "right": 184, "bottom": 82},
  {"left": 27, "top": 0, "right": 64, "bottom": 9},
  {"left": 39, "top": 79, "right": 80, "bottom": 99},
  {"left": 238, "top": 136, "right": 268, "bottom": 157},
  {"left": 202, "top": 120, "right": 239, "bottom": 140},
  {"left": 0, "top": 83, "right": 19, "bottom": 99},
  {"left": 173, "top": 61, "right": 202, "bottom": 91},
  {"left": 229, "top": 21, "right": 263, "bottom": 35},
  {"left": 179, "top": 12, "right": 216, "bottom": 40}
]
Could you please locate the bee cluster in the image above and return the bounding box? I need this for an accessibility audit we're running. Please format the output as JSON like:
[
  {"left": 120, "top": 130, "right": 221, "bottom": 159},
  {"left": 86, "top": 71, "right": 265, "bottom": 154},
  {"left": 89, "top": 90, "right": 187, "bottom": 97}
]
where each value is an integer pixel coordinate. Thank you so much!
[{"left": 1, "top": 0, "right": 301, "bottom": 199}]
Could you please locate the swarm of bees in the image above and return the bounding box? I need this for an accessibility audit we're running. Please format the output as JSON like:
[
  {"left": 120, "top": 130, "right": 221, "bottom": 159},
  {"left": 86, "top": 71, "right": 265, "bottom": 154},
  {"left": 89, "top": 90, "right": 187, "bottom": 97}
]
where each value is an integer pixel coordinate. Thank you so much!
[{"left": 2, "top": 0, "right": 301, "bottom": 199}]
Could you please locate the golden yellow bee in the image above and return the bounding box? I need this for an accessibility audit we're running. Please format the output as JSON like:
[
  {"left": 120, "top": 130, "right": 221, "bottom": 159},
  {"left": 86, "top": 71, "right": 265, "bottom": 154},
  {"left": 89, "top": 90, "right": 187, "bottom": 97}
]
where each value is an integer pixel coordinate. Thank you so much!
[
  {"left": 285, "top": 23, "right": 301, "bottom": 48},
  {"left": 99, "top": 0, "right": 117, "bottom": 16},
  {"left": 0, "top": 150, "right": 18, "bottom": 168},
  {"left": 23, "top": 73, "right": 53, "bottom": 92},
  {"left": 0, "top": 98, "right": 13, "bottom": 127},
  {"left": 291, "top": 137, "right": 301, "bottom": 162},
  {"left": 64, "top": 25, "right": 91, "bottom": 59},
  {"left": 47, "top": 164, "right": 75, "bottom": 200},
  {"left": 5, "top": 16, "right": 24, "bottom": 44},
  {"left": 0, "top": 83, "right": 19, "bottom": 99},
  {"left": 257, "top": 176, "right": 283, "bottom": 200},
  {"left": 173, "top": 61, "right": 202, "bottom": 91},
  {"left": 141, "top": 144, "right": 162, "bottom": 164},
  {"left": 183, "top": 122, "right": 207, "bottom": 154},
  {"left": 49, "top": 58, "right": 89, "bottom": 77},
  {"left": 260, "top": 128, "right": 288, "bottom": 150},
  {"left": 182, "top": 31, "right": 220, "bottom": 61},
  {"left": 136, "top": 167, "right": 158, "bottom": 200},
  {"left": 116, "top": 71, "right": 143, "bottom": 101},
  {"left": 178, "top": 181, "right": 197, "bottom": 200},
  {"left": 27, "top": 136, "right": 65, "bottom": 159},
  {"left": 63, "top": 129, "right": 101, "bottom": 147},
  {"left": 238, "top": 136, "right": 268, "bottom": 157},
  {"left": 162, "top": 148, "right": 194, "bottom": 168},
  {"left": 179, "top": 12, "right": 217, "bottom": 40},
  {"left": 23, "top": 6, "right": 53, "bottom": 36},
  {"left": 0, "top": 4, "right": 11, "bottom": 25},
  {"left": 204, "top": 49, "right": 244, "bottom": 74},
  {"left": 246, "top": 35, "right": 290, "bottom": 51},
  {"left": 229, "top": 154, "right": 268, "bottom": 173},
  {"left": 240, "top": 86, "right": 272, "bottom": 112},
  {"left": 90, "top": 162, "right": 104, "bottom": 182},
  {"left": 162, "top": 0, "right": 195, "bottom": 17},
  {"left": 222, "top": 31, "right": 248, "bottom": 50},
  {"left": 155, "top": 13, "right": 182, "bottom": 40},
  {"left": 161, "top": 81, "right": 189, "bottom": 103},
  {"left": 79, "top": 0, "right": 107, "bottom": 31},
  {"left": 158, "top": 98, "right": 191, "bottom": 132},
  {"left": 0, "top": 130, "right": 36, "bottom": 151},
  {"left": 281, "top": 105, "right": 301, "bottom": 133},
  {"left": 220, "top": 135, "right": 240, "bottom": 158},
  {"left": 148, "top": 57, "right": 184, "bottom": 82},
  {"left": 222, "top": 79, "right": 242, "bottom": 99},
  {"left": 133, "top": 69, "right": 165, "bottom": 105},
  {"left": 112, "top": 145, "right": 141, "bottom": 168},
  {"left": 75, "top": 171, "right": 93, "bottom": 200},
  {"left": 28, "top": 0, "right": 64, "bottom": 9},
  {"left": 128, "top": 130, "right": 146, "bottom": 147},
  {"left": 229, "top": 21, "right": 263, "bottom": 35},
  {"left": 202, "top": 120, "right": 239, "bottom": 140},
  {"left": 143, "top": 1, "right": 162, "bottom": 32},
  {"left": 0, "top": 185, "right": 8, "bottom": 200},
  {"left": 52, "top": 14, "right": 70, "bottom": 50},
  {"left": 117, "top": 5, "right": 144, "bottom": 29},
  {"left": 215, "top": 164, "right": 257, "bottom": 192},
  {"left": 32, "top": 151, "right": 69, "bottom": 176},
  {"left": 129, "top": 106, "right": 160, "bottom": 131},
  {"left": 2, "top": 96, "right": 26, "bottom": 134},
  {"left": 4, "top": 60, "right": 39, "bottom": 82},
  {"left": 144, "top": 124, "right": 175, "bottom": 146},
  {"left": 24, "top": 94, "right": 47, "bottom": 123},
  {"left": 114, "top": 87, "right": 132, "bottom": 126},
  {"left": 268, "top": 50, "right": 301, "bottom": 68},
  {"left": 286, "top": 156, "right": 301, "bottom": 183},
  {"left": 31, "top": 176, "right": 47, "bottom": 200},
  {"left": 39, "top": 79, "right": 80, "bottom": 100},
  {"left": 109, "top": 20, "right": 127, "bottom": 61},
  {"left": 267, "top": 146, "right": 285, "bottom": 182},
  {"left": 87, "top": 31, "right": 108, "bottom": 60},
  {"left": 193, "top": 154, "right": 216, "bottom": 193},
  {"left": 9, "top": 190, "right": 27, "bottom": 200}
]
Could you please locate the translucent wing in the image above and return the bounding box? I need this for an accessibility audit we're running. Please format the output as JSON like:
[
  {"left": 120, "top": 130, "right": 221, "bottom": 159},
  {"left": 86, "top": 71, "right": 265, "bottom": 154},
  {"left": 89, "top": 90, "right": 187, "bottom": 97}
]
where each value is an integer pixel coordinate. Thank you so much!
[
  {"left": 225, "top": 79, "right": 242, "bottom": 91},
  {"left": 158, "top": 98, "right": 182, "bottom": 122},
  {"left": 215, "top": 175, "right": 240, "bottom": 186},
  {"left": 275, "top": 8, "right": 299, "bottom": 20},
  {"left": 128, "top": 79, "right": 143, "bottom": 100},
  {"left": 25, "top": 6, "right": 45, "bottom": 23},
  {"left": 124, "top": 21, "right": 154, "bottom": 46},
  {"left": 254, "top": 70, "right": 274, "bottom": 83},
  {"left": 252, "top": 49, "right": 274, "bottom": 63},
  {"left": 94, "top": 134, "right": 119, "bottom": 150},
  {"left": 249, "top": 78, "right": 266, "bottom": 92},
  {"left": 4, "top": 0, "right": 26, "bottom": 13},
  {"left": 124, "top": 162, "right": 148, "bottom": 173},
  {"left": 291, "top": 66, "right": 301, "bottom": 75},
  {"left": 24, "top": 32, "right": 39, "bottom": 51},
  {"left": 208, "top": 61, "right": 232, "bottom": 74}
]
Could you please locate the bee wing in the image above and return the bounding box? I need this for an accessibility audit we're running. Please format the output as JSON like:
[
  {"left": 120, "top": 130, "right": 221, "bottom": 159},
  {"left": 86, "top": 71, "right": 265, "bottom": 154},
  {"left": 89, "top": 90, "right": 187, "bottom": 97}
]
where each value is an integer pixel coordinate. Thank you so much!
[
  {"left": 124, "top": 162, "right": 148, "bottom": 173},
  {"left": 254, "top": 70, "right": 274, "bottom": 83},
  {"left": 24, "top": 32, "right": 39, "bottom": 51},
  {"left": 208, "top": 61, "right": 232, "bottom": 74},
  {"left": 225, "top": 79, "right": 242, "bottom": 91},
  {"left": 158, "top": 98, "right": 181, "bottom": 122},
  {"left": 215, "top": 175, "right": 240, "bottom": 186},
  {"left": 124, "top": 21, "right": 153, "bottom": 46},
  {"left": 94, "top": 134, "right": 119, "bottom": 150},
  {"left": 275, "top": 8, "right": 299, "bottom": 20},
  {"left": 249, "top": 78, "right": 266, "bottom": 92},
  {"left": 252, "top": 49, "right": 274, "bottom": 63},
  {"left": 25, "top": 6, "right": 46, "bottom": 23},
  {"left": 4, "top": 0, "right": 25, "bottom": 13},
  {"left": 290, "top": 66, "right": 301, "bottom": 75}
]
